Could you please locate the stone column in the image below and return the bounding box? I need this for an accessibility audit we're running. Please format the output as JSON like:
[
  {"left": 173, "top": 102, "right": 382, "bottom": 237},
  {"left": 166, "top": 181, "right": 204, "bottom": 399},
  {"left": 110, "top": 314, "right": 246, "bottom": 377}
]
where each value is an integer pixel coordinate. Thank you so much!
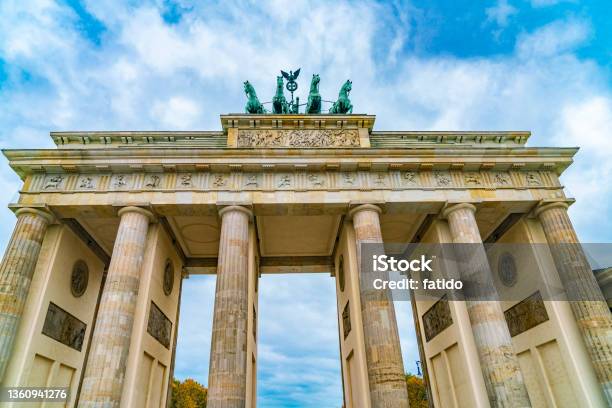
[
  {"left": 349, "top": 204, "right": 409, "bottom": 408},
  {"left": 442, "top": 203, "right": 531, "bottom": 408},
  {"left": 535, "top": 201, "right": 612, "bottom": 404},
  {"left": 0, "top": 208, "right": 53, "bottom": 381},
  {"left": 207, "top": 206, "right": 252, "bottom": 408},
  {"left": 78, "top": 206, "right": 154, "bottom": 407}
]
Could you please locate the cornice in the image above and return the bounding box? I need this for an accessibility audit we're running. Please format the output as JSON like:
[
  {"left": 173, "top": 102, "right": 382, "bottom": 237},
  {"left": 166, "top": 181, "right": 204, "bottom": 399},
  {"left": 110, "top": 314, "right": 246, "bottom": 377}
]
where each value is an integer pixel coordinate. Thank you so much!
[
  {"left": 47, "top": 130, "right": 531, "bottom": 149},
  {"left": 2, "top": 146, "right": 578, "bottom": 160},
  {"left": 220, "top": 113, "right": 376, "bottom": 131},
  {"left": 2, "top": 146, "right": 577, "bottom": 179},
  {"left": 370, "top": 131, "right": 530, "bottom": 147}
]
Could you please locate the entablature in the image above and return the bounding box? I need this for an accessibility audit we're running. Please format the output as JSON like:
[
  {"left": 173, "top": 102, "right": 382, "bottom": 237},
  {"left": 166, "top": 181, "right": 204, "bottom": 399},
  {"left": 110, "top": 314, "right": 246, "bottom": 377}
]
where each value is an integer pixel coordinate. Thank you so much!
[
  {"left": 4, "top": 146, "right": 577, "bottom": 179},
  {"left": 22, "top": 167, "right": 563, "bottom": 193},
  {"left": 50, "top": 131, "right": 226, "bottom": 149},
  {"left": 46, "top": 114, "right": 532, "bottom": 149},
  {"left": 221, "top": 114, "right": 375, "bottom": 131}
]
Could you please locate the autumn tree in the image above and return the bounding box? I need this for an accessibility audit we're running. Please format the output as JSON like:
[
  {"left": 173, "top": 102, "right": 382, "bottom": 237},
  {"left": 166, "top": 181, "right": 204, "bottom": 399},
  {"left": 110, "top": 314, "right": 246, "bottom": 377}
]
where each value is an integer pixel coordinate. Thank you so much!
[
  {"left": 170, "top": 378, "right": 208, "bottom": 408},
  {"left": 406, "top": 374, "right": 428, "bottom": 408}
]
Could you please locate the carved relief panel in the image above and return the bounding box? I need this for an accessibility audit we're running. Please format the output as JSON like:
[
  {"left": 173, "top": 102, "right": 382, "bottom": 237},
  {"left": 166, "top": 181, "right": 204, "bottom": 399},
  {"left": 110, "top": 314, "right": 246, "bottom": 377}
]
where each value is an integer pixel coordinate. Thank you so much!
[
  {"left": 27, "top": 169, "right": 561, "bottom": 194},
  {"left": 42, "top": 302, "right": 87, "bottom": 351},
  {"left": 147, "top": 301, "right": 172, "bottom": 349},
  {"left": 422, "top": 295, "right": 453, "bottom": 342},
  {"left": 237, "top": 129, "right": 360, "bottom": 148},
  {"left": 504, "top": 291, "right": 549, "bottom": 337},
  {"left": 342, "top": 301, "right": 351, "bottom": 339}
]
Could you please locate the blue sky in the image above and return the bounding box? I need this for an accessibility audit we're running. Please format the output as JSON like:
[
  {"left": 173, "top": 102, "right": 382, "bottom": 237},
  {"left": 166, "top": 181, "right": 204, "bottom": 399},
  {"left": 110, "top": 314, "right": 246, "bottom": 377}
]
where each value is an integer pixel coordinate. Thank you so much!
[{"left": 1, "top": 0, "right": 611, "bottom": 407}]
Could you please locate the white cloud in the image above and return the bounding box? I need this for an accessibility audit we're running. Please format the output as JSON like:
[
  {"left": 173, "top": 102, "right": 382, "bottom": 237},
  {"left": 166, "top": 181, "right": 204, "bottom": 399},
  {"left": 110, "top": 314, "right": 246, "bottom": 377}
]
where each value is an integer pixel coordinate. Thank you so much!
[
  {"left": 151, "top": 96, "right": 202, "bottom": 129},
  {"left": 486, "top": 0, "right": 518, "bottom": 27},
  {"left": 557, "top": 97, "right": 612, "bottom": 241},
  {"left": 530, "top": 0, "right": 576, "bottom": 7},
  {"left": 516, "top": 18, "right": 591, "bottom": 58}
]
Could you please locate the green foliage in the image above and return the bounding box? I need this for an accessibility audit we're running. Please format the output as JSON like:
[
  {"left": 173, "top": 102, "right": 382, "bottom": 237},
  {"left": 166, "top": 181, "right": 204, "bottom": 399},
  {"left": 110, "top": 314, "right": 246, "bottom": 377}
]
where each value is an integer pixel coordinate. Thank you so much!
[
  {"left": 168, "top": 374, "right": 426, "bottom": 407},
  {"left": 405, "top": 374, "right": 428, "bottom": 408},
  {"left": 170, "top": 378, "right": 207, "bottom": 408}
]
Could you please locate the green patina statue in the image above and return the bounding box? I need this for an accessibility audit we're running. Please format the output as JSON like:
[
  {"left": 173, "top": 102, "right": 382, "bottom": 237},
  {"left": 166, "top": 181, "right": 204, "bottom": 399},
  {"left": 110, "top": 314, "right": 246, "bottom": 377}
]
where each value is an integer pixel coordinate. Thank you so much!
[
  {"left": 244, "top": 81, "right": 266, "bottom": 114},
  {"left": 242, "top": 71, "right": 353, "bottom": 114},
  {"left": 329, "top": 80, "right": 353, "bottom": 114},
  {"left": 305, "top": 74, "right": 321, "bottom": 114},
  {"left": 272, "top": 76, "right": 290, "bottom": 114}
]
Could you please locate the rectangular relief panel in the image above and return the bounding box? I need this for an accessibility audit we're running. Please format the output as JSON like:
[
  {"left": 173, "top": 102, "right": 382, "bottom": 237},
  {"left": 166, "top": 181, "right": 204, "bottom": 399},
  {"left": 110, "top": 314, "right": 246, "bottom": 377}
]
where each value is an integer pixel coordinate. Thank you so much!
[
  {"left": 237, "top": 129, "right": 360, "bottom": 148},
  {"left": 504, "top": 291, "right": 549, "bottom": 337},
  {"left": 42, "top": 302, "right": 87, "bottom": 351},
  {"left": 135, "top": 352, "right": 155, "bottom": 408},
  {"left": 149, "top": 361, "right": 166, "bottom": 408},
  {"left": 253, "top": 305, "right": 257, "bottom": 342},
  {"left": 147, "top": 301, "right": 172, "bottom": 349},
  {"left": 346, "top": 351, "right": 356, "bottom": 408},
  {"left": 27, "top": 354, "right": 53, "bottom": 387},
  {"left": 422, "top": 295, "right": 453, "bottom": 342},
  {"left": 517, "top": 349, "right": 547, "bottom": 407},
  {"left": 50, "top": 363, "right": 75, "bottom": 389},
  {"left": 538, "top": 340, "right": 579, "bottom": 408},
  {"left": 445, "top": 343, "right": 475, "bottom": 407},
  {"left": 430, "top": 352, "right": 454, "bottom": 408},
  {"left": 342, "top": 301, "right": 351, "bottom": 339},
  {"left": 251, "top": 354, "right": 257, "bottom": 407}
]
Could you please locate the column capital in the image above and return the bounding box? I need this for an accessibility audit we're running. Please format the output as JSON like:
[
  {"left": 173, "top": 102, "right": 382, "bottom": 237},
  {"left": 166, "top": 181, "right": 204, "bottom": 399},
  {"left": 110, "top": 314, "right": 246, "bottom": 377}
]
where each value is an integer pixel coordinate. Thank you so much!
[
  {"left": 218, "top": 205, "right": 253, "bottom": 220},
  {"left": 348, "top": 203, "right": 382, "bottom": 219},
  {"left": 533, "top": 200, "right": 570, "bottom": 218},
  {"left": 14, "top": 207, "right": 55, "bottom": 224},
  {"left": 441, "top": 202, "right": 477, "bottom": 219},
  {"left": 117, "top": 206, "right": 155, "bottom": 222}
]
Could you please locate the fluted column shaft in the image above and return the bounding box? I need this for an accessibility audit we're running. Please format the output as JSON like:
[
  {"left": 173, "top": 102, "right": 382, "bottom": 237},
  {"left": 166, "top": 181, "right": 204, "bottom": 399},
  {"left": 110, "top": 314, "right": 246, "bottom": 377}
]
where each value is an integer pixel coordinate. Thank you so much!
[
  {"left": 443, "top": 203, "right": 530, "bottom": 408},
  {"left": 78, "top": 206, "right": 153, "bottom": 407},
  {"left": 536, "top": 201, "right": 612, "bottom": 404},
  {"left": 207, "top": 206, "right": 251, "bottom": 408},
  {"left": 350, "top": 204, "right": 410, "bottom": 408},
  {"left": 0, "top": 208, "right": 53, "bottom": 381}
]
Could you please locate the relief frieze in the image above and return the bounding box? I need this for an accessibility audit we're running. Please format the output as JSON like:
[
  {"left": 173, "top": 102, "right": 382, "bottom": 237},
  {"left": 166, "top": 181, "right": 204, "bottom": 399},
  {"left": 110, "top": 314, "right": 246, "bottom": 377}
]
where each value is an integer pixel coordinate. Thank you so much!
[
  {"left": 42, "top": 302, "right": 87, "bottom": 351},
  {"left": 526, "top": 172, "right": 542, "bottom": 186},
  {"left": 43, "top": 175, "right": 65, "bottom": 190},
  {"left": 493, "top": 172, "right": 511, "bottom": 186},
  {"left": 463, "top": 173, "right": 482, "bottom": 185},
  {"left": 423, "top": 295, "right": 453, "bottom": 342},
  {"left": 178, "top": 173, "right": 193, "bottom": 188},
  {"left": 434, "top": 171, "right": 452, "bottom": 187},
  {"left": 401, "top": 171, "right": 419, "bottom": 186},
  {"left": 237, "top": 129, "right": 360, "bottom": 148},
  {"left": 504, "top": 291, "right": 549, "bottom": 337},
  {"left": 342, "top": 172, "right": 357, "bottom": 187},
  {"left": 111, "top": 174, "right": 132, "bottom": 189},
  {"left": 147, "top": 301, "right": 172, "bottom": 349},
  {"left": 27, "top": 170, "right": 560, "bottom": 193},
  {"left": 144, "top": 174, "right": 161, "bottom": 188},
  {"left": 243, "top": 173, "right": 260, "bottom": 189},
  {"left": 77, "top": 176, "right": 96, "bottom": 190}
]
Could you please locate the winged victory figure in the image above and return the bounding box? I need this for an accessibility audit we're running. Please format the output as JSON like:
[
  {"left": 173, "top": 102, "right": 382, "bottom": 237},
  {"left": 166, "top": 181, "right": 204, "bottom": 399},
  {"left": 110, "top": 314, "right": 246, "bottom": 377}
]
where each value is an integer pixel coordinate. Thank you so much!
[{"left": 281, "top": 69, "right": 300, "bottom": 83}]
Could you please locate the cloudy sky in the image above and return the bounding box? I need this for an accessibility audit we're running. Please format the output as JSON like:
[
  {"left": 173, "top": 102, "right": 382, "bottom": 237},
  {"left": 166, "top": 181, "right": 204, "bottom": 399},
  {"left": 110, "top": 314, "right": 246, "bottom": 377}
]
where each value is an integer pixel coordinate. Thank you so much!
[{"left": 1, "top": 0, "right": 611, "bottom": 407}]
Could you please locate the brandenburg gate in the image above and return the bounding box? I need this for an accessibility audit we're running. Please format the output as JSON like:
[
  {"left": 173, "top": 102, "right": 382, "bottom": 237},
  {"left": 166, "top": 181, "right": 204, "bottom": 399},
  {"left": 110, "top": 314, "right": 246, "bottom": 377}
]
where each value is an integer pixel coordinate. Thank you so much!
[{"left": 0, "top": 74, "right": 611, "bottom": 407}]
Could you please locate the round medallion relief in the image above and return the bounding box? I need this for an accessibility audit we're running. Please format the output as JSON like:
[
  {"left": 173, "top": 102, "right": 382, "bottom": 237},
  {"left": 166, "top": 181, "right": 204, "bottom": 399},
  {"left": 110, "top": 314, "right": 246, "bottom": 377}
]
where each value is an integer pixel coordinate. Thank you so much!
[
  {"left": 338, "top": 255, "right": 345, "bottom": 292},
  {"left": 163, "top": 259, "right": 174, "bottom": 296},
  {"left": 498, "top": 252, "right": 518, "bottom": 287},
  {"left": 71, "top": 260, "right": 89, "bottom": 297}
]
